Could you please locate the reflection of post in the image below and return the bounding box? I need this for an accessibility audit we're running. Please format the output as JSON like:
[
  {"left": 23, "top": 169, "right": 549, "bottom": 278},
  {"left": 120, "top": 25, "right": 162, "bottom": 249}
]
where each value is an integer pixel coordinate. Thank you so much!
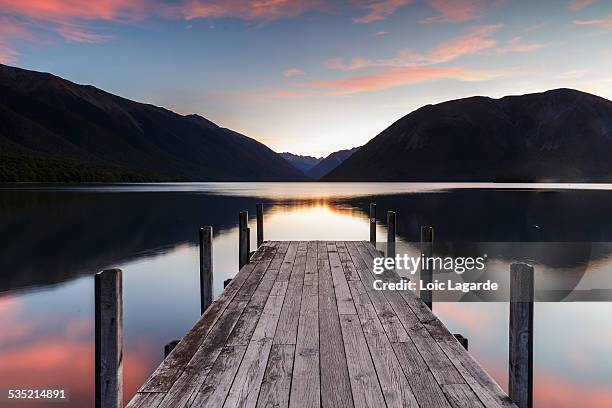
[
  {"left": 386, "top": 211, "right": 396, "bottom": 259},
  {"left": 420, "top": 226, "right": 434, "bottom": 310},
  {"left": 199, "top": 226, "right": 213, "bottom": 315},
  {"left": 95, "top": 269, "right": 123, "bottom": 408},
  {"left": 256, "top": 203, "right": 264, "bottom": 247},
  {"left": 509, "top": 262, "right": 534, "bottom": 408},
  {"left": 369, "top": 203, "right": 377, "bottom": 243},
  {"left": 239, "top": 211, "right": 249, "bottom": 269}
]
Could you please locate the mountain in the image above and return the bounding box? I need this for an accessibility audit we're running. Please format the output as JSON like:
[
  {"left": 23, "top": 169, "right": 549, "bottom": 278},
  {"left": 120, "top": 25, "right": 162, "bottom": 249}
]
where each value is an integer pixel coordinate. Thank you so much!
[
  {"left": 279, "top": 152, "right": 322, "bottom": 173},
  {"left": 307, "top": 147, "right": 359, "bottom": 179},
  {"left": 324, "top": 89, "right": 612, "bottom": 182},
  {"left": 0, "top": 64, "right": 307, "bottom": 182}
]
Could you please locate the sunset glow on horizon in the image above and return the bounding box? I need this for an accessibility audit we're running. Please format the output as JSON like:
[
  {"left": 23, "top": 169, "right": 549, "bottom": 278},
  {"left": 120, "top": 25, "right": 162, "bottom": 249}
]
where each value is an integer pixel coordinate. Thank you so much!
[{"left": 2, "top": 0, "right": 612, "bottom": 156}]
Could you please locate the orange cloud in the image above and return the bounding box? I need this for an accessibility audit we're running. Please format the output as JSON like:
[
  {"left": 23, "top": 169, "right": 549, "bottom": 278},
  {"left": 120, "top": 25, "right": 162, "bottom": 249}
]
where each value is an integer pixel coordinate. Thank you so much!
[
  {"left": 310, "top": 66, "right": 496, "bottom": 95},
  {"left": 574, "top": 17, "right": 612, "bottom": 29},
  {"left": 353, "top": 0, "right": 411, "bottom": 24},
  {"left": 327, "top": 24, "right": 502, "bottom": 70},
  {"left": 568, "top": 0, "right": 597, "bottom": 12},
  {"left": 421, "top": 0, "right": 500, "bottom": 23}
]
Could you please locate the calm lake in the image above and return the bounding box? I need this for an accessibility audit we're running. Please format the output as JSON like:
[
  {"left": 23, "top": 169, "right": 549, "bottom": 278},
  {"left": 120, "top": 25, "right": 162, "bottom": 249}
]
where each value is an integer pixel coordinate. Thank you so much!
[{"left": 1, "top": 182, "right": 612, "bottom": 407}]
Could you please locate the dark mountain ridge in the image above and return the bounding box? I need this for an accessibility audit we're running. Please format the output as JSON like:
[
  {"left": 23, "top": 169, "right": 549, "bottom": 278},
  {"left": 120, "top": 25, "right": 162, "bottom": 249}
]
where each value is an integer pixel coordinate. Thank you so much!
[
  {"left": 0, "top": 64, "right": 306, "bottom": 182},
  {"left": 325, "top": 88, "right": 612, "bottom": 182},
  {"left": 307, "top": 146, "right": 359, "bottom": 179},
  {"left": 279, "top": 152, "right": 322, "bottom": 173}
]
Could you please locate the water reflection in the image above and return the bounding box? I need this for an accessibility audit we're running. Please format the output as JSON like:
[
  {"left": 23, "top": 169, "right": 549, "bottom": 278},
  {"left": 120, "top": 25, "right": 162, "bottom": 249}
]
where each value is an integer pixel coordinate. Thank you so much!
[{"left": 1, "top": 183, "right": 612, "bottom": 407}]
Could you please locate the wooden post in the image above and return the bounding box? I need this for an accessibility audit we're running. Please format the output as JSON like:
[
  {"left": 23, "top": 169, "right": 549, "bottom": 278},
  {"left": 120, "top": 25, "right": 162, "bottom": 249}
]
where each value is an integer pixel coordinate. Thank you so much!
[
  {"left": 256, "top": 203, "right": 264, "bottom": 247},
  {"left": 420, "top": 226, "right": 434, "bottom": 310},
  {"left": 369, "top": 203, "right": 376, "bottom": 243},
  {"left": 95, "top": 269, "right": 123, "bottom": 408},
  {"left": 199, "top": 226, "right": 213, "bottom": 315},
  {"left": 238, "top": 211, "right": 248, "bottom": 269},
  {"left": 509, "top": 263, "right": 534, "bottom": 408},
  {"left": 247, "top": 227, "right": 251, "bottom": 263},
  {"left": 453, "top": 334, "right": 468, "bottom": 350},
  {"left": 164, "top": 340, "right": 180, "bottom": 358},
  {"left": 386, "top": 211, "right": 396, "bottom": 258}
]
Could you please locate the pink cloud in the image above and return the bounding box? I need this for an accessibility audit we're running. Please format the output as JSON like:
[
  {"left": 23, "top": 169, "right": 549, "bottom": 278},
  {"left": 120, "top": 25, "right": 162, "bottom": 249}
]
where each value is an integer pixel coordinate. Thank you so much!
[
  {"left": 353, "top": 0, "right": 411, "bottom": 24},
  {"left": 0, "top": 17, "right": 35, "bottom": 64},
  {"left": 0, "top": 0, "right": 151, "bottom": 22},
  {"left": 56, "top": 24, "right": 113, "bottom": 43},
  {"left": 326, "top": 24, "right": 503, "bottom": 70},
  {"left": 310, "top": 66, "right": 496, "bottom": 95},
  {"left": 574, "top": 17, "right": 612, "bottom": 29},
  {"left": 568, "top": 0, "right": 597, "bottom": 12},
  {"left": 178, "top": 0, "right": 325, "bottom": 21},
  {"left": 283, "top": 67, "right": 305, "bottom": 77},
  {"left": 421, "top": 0, "right": 501, "bottom": 23},
  {"left": 496, "top": 36, "right": 546, "bottom": 54},
  {"left": 275, "top": 90, "right": 306, "bottom": 97}
]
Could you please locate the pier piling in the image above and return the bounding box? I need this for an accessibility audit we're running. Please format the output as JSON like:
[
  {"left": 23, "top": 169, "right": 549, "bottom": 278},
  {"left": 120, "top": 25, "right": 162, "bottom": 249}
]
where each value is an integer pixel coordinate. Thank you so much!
[
  {"left": 509, "top": 262, "right": 534, "bottom": 408},
  {"left": 369, "top": 203, "right": 377, "bottom": 243},
  {"left": 386, "top": 211, "right": 396, "bottom": 258},
  {"left": 256, "top": 203, "right": 264, "bottom": 247},
  {"left": 95, "top": 269, "right": 123, "bottom": 408},
  {"left": 199, "top": 226, "right": 213, "bottom": 315},
  {"left": 239, "top": 211, "right": 249, "bottom": 269},
  {"left": 420, "top": 226, "right": 434, "bottom": 310}
]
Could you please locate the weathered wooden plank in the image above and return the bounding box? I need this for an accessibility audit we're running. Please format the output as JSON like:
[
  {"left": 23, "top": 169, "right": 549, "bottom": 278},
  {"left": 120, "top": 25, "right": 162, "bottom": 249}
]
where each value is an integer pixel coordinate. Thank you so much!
[
  {"left": 339, "top": 314, "right": 386, "bottom": 408},
  {"left": 189, "top": 345, "right": 247, "bottom": 407},
  {"left": 353, "top": 242, "right": 464, "bottom": 386},
  {"left": 223, "top": 283, "right": 288, "bottom": 408},
  {"left": 347, "top": 279, "right": 418, "bottom": 408},
  {"left": 256, "top": 344, "right": 295, "bottom": 408},
  {"left": 328, "top": 243, "right": 357, "bottom": 315},
  {"left": 303, "top": 241, "right": 318, "bottom": 296},
  {"left": 125, "top": 392, "right": 165, "bottom": 408},
  {"left": 318, "top": 244, "right": 354, "bottom": 408},
  {"left": 346, "top": 242, "right": 409, "bottom": 343},
  {"left": 155, "top": 247, "right": 280, "bottom": 408},
  {"left": 277, "top": 242, "right": 299, "bottom": 282},
  {"left": 289, "top": 291, "right": 319, "bottom": 408},
  {"left": 227, "top": 244, "right": 290, "bottom": 346},
  {"left": 358, "top": 242, "right": 510, "bottom": 407},
  {"left": 274, "top": 242, "right": 307, "bottom": 345},
  {"left": 442, "top": 384, "right": 486, "bottom": 408},
  {"left": 336, "top": 242, "right": 360, "bottom": 281},
  {"left": 391, "top": 341, "right": 452, "bottom": 408},
  {"left": 438, "top": 340, "right": 516, "bottom": 408},
  {"left": 139, "top": 244, "right": 277, "bottom": 394}
]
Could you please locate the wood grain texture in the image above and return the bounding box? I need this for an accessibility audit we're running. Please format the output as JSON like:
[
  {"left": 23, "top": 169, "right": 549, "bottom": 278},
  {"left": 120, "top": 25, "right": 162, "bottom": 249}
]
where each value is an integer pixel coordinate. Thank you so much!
[
  {"left": 95, "top": 269, "right": 123, "bottom": 408},
  {"left": 127, "top": 241, "right": 516, "bottom": 408},
  {"left": 318, "top": 243, "right": 354, "bottom": 408}
]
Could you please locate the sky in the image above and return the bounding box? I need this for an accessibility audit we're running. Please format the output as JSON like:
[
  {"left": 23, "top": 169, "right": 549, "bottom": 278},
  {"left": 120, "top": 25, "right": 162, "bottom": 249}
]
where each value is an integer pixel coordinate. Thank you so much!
[{"left": 1, "top": 0, "right": 612, "bottom": 156}]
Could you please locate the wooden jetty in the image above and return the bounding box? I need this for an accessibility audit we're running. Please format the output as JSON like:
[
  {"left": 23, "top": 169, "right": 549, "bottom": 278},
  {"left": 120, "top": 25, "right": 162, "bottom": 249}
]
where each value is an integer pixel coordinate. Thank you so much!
[
  {"left": 93, "top": 206, "right": 531, "bottom": 408},
  {"left": 124, "top": 241, "right": 518, "bottom": 408}
]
